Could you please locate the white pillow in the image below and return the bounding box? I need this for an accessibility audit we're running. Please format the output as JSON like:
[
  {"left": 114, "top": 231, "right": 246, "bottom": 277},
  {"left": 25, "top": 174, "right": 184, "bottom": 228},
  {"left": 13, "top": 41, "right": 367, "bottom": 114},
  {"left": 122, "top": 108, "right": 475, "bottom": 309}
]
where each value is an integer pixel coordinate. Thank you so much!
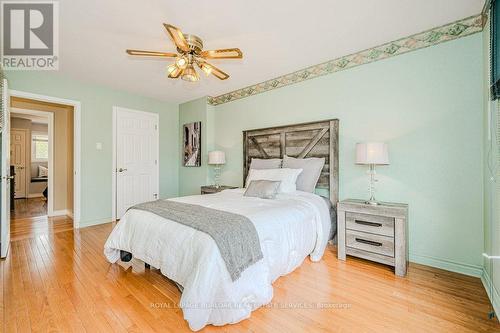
[
  {"left": 245, "top": 168, "right": 302, "bottom": 193},
  {"left": 38, "top": 165, "right": 48, "bottom": 177}
]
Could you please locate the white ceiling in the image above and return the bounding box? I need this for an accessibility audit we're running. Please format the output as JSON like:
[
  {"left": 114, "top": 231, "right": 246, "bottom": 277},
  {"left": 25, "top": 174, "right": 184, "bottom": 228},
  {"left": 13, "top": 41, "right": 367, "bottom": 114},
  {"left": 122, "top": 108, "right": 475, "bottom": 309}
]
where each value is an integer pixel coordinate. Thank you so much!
[
  {"left": 11, "top": 111, "right": 49, "bottom": 124},
  {"left": 58, "top": 0, "right": 485, "bottom": 104}
]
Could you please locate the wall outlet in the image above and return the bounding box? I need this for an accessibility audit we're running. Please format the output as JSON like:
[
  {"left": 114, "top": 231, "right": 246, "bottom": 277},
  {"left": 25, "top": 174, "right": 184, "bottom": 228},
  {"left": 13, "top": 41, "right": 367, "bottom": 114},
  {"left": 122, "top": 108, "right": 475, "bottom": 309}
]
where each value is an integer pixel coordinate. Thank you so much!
[{"left": 96, "top": 142, "right": 103, "bottom": 150}]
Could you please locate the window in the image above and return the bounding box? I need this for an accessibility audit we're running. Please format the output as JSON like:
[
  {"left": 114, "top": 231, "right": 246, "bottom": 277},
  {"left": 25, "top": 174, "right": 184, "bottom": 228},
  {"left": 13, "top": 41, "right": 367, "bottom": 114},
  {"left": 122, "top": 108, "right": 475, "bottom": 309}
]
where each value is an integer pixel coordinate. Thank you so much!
[{"left": 32, "top": 132, "right": 48, "bottom": 161}]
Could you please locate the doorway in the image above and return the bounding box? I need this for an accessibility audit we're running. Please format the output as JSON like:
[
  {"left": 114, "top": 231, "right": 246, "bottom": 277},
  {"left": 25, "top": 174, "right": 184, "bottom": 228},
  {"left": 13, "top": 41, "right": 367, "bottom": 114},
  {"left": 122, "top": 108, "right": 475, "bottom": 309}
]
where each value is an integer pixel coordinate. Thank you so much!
[
  {"left": 10, "top": 109, "right": 52, "bottom": 220},
  {"left": 7, "top": 92, "right": 80, "bottom": 242},
  {"left": 112, "top": 107, "right": 159, "bottom": 220}
]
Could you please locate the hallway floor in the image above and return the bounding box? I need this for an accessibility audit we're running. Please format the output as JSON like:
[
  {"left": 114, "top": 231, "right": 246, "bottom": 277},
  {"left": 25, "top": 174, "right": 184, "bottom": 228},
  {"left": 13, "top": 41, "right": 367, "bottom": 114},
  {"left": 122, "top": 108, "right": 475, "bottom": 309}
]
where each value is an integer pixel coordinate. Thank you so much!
[
  {"left": 12, "top": 197, "right": 47, "bottom": 219},
  {"left": 10, "top": 198, "right": 73, "bottom": 241}
]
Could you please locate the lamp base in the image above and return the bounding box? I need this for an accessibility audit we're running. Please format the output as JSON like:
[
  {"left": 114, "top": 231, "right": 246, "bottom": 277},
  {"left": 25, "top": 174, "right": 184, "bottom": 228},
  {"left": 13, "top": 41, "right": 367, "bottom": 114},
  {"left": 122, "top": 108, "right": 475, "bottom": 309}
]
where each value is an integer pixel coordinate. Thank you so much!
[{"left": 365, "top": 199, "right": 380, "bottom": 206}]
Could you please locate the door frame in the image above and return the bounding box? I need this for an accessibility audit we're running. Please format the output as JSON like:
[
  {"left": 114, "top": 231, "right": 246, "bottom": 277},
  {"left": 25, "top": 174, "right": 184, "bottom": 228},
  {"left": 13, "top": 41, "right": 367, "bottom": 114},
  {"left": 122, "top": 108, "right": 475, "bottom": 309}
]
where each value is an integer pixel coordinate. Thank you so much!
[
  {"left": 11, "top": 109, "right": 54, "bottom": 210},
  {"left": 9, "top": 90, "right": 82, "bottom": 227},
  {"left": 9, "top": 127, "right": 29, "bottom": 199},
  {"left": 111, "top": 106, "right": 159, "bottom": 221}
]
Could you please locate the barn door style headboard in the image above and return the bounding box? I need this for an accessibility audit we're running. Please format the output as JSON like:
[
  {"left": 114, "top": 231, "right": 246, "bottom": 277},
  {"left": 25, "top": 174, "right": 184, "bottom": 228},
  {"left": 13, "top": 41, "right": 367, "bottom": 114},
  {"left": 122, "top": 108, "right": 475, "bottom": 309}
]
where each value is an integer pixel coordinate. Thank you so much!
[{"left": 243, "top": 119, "right": 339, "bottom": 205}]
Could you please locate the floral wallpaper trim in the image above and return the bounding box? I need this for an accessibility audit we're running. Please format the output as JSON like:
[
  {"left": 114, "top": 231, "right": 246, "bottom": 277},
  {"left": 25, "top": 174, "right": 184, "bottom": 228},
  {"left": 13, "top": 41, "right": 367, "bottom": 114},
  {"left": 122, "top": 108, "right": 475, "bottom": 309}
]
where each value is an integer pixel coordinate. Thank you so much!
[{"left": 207, "top": 14, "right": 483, "bottom": 106}]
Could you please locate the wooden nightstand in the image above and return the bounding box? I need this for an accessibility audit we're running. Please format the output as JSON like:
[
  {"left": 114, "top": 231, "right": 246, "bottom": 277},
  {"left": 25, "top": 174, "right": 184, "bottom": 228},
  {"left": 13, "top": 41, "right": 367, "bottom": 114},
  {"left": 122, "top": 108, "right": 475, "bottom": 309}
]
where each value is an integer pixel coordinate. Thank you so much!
[
  {"left": 200, "top": 185, "right": 237, "bottom": 195},
  {"left": 337, "top": 199, "right": 409, "bottom": 277}
]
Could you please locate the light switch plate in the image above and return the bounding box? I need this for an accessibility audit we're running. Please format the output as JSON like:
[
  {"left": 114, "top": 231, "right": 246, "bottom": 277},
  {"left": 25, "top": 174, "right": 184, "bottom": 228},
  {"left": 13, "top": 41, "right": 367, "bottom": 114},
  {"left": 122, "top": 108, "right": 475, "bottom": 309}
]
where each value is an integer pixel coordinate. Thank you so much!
[{"left": 96, "top": 142, "right": 103, "bottom": 150}]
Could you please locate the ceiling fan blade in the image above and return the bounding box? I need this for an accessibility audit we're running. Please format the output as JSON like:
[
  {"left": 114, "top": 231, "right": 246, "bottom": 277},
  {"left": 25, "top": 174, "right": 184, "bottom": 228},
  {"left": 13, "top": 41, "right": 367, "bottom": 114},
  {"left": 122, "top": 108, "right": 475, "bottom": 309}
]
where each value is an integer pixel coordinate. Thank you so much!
[
  {"left": 200, "top": 48, "right": 243, "bottom": 59},
  {"left": 163, "top": 24, "right": 190, "bottom": 53},
  {"left": 204, "top": 62, "right": 229, "bottom": 80},
  {"left": 126, "top": 49, "right": 177, "bottom": 57}
]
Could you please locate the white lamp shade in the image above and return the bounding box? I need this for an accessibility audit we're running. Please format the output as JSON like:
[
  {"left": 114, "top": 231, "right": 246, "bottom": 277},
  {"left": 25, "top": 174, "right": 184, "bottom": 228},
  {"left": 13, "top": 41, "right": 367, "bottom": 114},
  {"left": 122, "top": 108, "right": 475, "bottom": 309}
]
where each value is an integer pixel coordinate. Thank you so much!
[
  {"left": 356, "top": 142, "right": 389, "bottom": 165},
  {"left": 208, "top": 151, "right": 226, "bottom": 165}
]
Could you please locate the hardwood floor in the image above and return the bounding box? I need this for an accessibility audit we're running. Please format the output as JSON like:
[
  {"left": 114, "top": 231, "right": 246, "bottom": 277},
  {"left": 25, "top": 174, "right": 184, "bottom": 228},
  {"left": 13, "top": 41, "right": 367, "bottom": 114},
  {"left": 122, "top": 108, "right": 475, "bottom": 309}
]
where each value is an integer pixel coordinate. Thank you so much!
[
  {"left": 10, "top": 198, "right": 73, "bottom": 241},
  {"left": 1, "top": 221, "right": 499, "bottom": 332},
  {"left": 12, "top": 198, "right": 47, "bottom": 219}
]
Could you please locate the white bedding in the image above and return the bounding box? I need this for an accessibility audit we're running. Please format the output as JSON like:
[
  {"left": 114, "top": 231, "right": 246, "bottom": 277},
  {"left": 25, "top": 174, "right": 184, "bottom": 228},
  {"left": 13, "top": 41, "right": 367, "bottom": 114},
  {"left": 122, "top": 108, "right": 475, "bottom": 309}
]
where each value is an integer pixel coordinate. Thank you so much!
[{"left": 104, "top": 188, "right": 331, "bottom": 331}]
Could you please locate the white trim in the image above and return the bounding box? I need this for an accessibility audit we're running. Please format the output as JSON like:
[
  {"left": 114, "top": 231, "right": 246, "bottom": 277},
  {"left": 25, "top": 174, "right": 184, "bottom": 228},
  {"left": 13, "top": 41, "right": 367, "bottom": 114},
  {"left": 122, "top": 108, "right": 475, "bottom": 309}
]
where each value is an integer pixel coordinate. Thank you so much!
[
  {"left": 78, "top": 217, "right": 111, "bottom": 228},
  {"left": 48, "top": 113, "right": 54, "bottom": 215},
  {"left": 111, "top": 106, "right": 159, "bottom": 221},
  {"left": 9, "top": 90, "right": 82, "bottom": 228},
  {"left": 50, "top": 209, "right": 72, "bottom": 217},
  {"left": 481, "top": 268, "right": 500, "bottom": 321},
  {"left": 409, "top": 253, "right": 484, "bottom": 277},
  {"left": 111, "top": 107, "right": 117, "bottom": 221}
]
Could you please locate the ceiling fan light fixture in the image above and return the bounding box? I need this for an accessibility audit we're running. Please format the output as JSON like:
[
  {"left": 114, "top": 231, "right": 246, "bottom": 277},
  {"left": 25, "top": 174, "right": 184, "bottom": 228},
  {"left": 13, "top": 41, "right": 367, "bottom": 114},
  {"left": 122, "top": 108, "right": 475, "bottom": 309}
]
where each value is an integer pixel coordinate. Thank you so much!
[
  {"left": 176, "top": 56, "right": 188, "bottom": 69},
  {"left": 126, "top": 23, "right": 242, "bottom": 82},
  {"left": 181, "top": 64, "right": 199, "bottom": 82},
  {"left": 167, "top": 63, "right": 178, "bottom": 74},
  {"left": 199, "top": 62, "right": 213, "bottom": 76}
]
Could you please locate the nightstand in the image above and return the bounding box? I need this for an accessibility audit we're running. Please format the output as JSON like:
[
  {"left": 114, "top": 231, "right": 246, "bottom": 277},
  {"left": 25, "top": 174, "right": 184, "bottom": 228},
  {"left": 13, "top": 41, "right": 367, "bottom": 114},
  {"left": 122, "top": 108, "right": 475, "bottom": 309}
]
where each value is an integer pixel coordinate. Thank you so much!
[
  {"left": 337, "top": 199, "right": 408, "bottom": 277},
  {"left": 200, "top": 185, "right": 237, "bottom": 195}
]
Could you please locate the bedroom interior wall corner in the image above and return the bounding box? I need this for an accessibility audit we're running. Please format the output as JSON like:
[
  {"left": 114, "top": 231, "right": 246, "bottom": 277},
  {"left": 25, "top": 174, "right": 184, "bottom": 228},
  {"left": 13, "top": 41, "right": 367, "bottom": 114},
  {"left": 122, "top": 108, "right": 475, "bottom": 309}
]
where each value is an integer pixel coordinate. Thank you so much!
[{"left": 178, "top": 96, "right": 214, "bottom": 196}]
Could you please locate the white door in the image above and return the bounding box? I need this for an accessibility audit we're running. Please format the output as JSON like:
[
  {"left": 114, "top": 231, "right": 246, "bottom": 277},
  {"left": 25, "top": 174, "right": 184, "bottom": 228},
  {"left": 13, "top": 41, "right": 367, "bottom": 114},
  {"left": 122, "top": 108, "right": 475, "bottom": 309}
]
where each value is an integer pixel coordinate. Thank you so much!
[
  {"left": 116, "top": 108, "right": 159, "bottom": 218},
  {"left": 10, "top": 129, "right": 27, "bottom": 198},
  {"left": 1, "top": 79, "right": 11, "bottom": 258}
]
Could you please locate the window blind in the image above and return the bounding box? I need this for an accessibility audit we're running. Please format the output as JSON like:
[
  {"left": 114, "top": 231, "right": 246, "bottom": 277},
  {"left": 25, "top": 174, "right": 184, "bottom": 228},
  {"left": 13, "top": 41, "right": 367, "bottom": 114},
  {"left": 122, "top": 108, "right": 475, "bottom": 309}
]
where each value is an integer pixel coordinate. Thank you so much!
[{"left": 492, "top": 0, "right": 500, "bottom": 100}]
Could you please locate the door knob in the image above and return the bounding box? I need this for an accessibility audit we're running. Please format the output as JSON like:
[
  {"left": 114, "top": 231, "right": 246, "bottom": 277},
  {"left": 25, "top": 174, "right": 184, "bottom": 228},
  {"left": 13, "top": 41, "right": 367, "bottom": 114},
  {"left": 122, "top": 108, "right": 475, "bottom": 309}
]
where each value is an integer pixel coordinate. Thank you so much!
[{"left": 118, "top": 168, "right": 128, "bottom": 173}]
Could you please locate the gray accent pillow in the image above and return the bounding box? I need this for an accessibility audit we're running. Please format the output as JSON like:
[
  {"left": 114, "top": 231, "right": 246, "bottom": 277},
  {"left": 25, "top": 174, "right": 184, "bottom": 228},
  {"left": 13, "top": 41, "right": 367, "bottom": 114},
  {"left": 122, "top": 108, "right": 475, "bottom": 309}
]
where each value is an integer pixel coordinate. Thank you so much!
[
  {"left": 282, "top": 155, "right": 325, "bottom": 192},
  {"left": 244, "top": 180, "right": 281, "bottom": 199},
  {"left": 249, "top": 158, "right": 282, "bottom": 169}
]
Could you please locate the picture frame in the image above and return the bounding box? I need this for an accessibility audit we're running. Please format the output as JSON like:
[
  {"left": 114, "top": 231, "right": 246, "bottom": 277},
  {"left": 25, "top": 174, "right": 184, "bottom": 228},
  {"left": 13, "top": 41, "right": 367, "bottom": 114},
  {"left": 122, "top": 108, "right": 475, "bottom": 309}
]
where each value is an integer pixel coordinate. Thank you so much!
[{"left": 183, "top": 121, "right": 201, "bottom": 167}]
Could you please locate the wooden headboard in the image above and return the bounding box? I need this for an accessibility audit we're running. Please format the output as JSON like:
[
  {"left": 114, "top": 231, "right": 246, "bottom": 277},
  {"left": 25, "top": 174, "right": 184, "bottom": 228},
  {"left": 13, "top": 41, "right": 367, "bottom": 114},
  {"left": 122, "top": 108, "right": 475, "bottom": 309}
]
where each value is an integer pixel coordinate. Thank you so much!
[{"left": 243, "top": 119, "right": 339, "bottom": 205}]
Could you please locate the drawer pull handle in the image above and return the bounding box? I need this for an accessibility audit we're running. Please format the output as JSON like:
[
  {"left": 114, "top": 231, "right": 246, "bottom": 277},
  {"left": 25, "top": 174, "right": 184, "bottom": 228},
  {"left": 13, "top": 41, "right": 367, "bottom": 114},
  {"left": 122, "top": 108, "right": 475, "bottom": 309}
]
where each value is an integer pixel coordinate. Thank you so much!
[
  {"left": 355, "top": 220, "right": 382, "bottom": 227},
  {"left": 355, "top": 238, "right": 383, "bottom": 247}
]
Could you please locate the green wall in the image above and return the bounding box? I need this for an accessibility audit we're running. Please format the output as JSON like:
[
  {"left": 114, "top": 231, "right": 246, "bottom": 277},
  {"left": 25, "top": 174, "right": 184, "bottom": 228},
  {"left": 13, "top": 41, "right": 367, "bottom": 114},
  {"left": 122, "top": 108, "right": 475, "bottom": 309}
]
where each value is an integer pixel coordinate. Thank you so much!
[
  {"left": 208, "top": 34, "right": 485, "bottom": 276},
  {"left": 178, "top": 96, "right": 215, "bottom": 196},
  {"left": 5, "top": 71, "right": 179, "bottom": 226}
]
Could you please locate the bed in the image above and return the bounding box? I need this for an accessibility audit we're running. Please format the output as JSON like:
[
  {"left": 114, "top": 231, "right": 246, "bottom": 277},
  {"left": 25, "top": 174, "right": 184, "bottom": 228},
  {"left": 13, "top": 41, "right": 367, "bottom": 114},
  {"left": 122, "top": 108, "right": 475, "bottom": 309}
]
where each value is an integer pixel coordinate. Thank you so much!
[{"left": 104, "top": 119, "right": 339, "bottom": 331}]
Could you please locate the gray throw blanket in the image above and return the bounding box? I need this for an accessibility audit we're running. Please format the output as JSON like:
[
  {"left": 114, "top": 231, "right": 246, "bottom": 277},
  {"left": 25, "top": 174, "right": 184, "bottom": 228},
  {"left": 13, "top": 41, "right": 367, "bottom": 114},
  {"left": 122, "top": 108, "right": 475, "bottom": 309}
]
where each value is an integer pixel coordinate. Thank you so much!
[{"left": 130, "top": 200, "right": 263, "bottom": 281}]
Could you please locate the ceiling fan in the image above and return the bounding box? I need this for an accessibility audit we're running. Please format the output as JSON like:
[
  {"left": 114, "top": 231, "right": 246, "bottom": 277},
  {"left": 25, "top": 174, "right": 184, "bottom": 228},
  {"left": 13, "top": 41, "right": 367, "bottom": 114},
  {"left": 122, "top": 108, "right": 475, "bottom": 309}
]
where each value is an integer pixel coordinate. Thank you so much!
[{"left": 126, "top": 24, "right": 243, "bottom": 82}]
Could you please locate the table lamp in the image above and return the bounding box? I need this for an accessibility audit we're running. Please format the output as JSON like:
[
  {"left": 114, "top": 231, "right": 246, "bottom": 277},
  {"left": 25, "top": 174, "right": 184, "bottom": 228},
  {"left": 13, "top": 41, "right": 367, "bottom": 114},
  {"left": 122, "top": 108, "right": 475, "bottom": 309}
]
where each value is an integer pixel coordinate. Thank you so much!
[
  {"left": 208, "top": 151, "right": 226, "bottom": 188},
  {"left": 356, "top": 142, "right": 389, "bottom": 205}
]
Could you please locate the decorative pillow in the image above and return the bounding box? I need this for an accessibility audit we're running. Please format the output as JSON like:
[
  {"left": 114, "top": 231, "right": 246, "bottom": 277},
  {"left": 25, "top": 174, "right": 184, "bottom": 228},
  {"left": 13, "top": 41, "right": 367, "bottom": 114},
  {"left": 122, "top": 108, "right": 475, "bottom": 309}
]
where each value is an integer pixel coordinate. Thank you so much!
[
  {"left": 249, "top": 158, "right": 282, "bottom": 169},
  {"left": 282, "top": 155, "right": 325, "bottom": 192},
  {"left": 245, "top": 168, "right": 302, "bottom": 193},
  {"left": 38, "top": 165, "right": 48, "bottom": 178},
  {"left": 244, "top": 180, "right": 281, "bottom": 199}
]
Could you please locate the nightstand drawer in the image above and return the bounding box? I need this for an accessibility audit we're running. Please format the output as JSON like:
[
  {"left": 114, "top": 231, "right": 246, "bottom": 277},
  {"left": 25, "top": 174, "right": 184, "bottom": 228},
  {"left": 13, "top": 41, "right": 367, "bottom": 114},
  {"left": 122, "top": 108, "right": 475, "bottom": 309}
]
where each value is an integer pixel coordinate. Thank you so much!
[
  {"left": 346, "top": 212, "right": 394, "bottom": 237},
  {"left": 346, "top": 230, "right": 394, "bottom": 257}
]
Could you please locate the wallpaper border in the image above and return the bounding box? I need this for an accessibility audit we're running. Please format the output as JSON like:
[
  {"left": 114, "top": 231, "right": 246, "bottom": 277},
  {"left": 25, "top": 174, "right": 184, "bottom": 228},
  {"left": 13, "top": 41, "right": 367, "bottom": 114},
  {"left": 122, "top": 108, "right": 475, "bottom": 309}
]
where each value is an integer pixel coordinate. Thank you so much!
[{"left": 207, "top": 14, "right": 484, "bottom": 106}]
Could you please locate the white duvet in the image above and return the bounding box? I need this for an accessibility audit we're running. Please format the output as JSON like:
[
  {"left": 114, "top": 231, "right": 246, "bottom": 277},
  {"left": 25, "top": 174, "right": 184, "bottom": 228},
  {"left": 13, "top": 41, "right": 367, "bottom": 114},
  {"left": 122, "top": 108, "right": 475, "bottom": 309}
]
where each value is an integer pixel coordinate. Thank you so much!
[{"left": 104, "top": 188, "right": 331, "bottom": 331}]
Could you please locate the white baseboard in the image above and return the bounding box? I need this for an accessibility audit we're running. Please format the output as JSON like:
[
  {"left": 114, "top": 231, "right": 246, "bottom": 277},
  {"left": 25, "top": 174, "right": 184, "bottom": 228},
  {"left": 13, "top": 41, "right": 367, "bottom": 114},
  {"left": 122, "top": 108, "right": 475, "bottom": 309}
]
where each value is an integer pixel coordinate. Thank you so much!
[
  {"left": 409, "top": 253, "right": 483, "bottom": 277},
  {"left": 481, "top": 268, "right": 500, "bottom": 321},
  {"left": 49, "top": 209, "right": 72, "bottom": 217},
  {"left": 77, "top": 217, "right": 111, "bottom": 229},
  {"left": 27, "top": 193, "right": 44, "bottom": 198}
]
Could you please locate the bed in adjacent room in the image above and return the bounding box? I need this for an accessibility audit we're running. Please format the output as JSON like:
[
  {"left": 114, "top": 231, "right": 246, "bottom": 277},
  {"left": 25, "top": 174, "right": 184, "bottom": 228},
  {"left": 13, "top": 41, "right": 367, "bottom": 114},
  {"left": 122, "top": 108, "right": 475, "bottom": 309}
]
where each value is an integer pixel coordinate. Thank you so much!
[{"left": 104, "top": 119, "right": 339, "bottom": 331}]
